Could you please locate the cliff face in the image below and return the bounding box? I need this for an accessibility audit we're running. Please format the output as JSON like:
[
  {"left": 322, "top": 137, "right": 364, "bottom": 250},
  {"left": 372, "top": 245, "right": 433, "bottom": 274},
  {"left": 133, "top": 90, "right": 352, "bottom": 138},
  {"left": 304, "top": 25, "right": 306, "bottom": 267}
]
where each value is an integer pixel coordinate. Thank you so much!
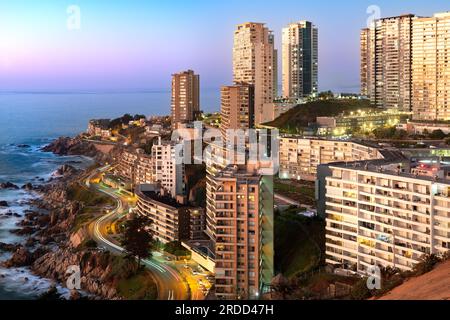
[{"left": 32, "top": 248, "right": 126, "bottom": 299}]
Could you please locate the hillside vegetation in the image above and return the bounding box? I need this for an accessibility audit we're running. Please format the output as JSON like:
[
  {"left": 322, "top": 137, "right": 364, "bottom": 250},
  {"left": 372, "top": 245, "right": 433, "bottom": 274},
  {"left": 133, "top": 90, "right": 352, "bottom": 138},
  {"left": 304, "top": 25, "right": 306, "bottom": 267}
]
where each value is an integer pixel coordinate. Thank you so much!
[{"left": 265, "top": 99, "right": 373, "bottom": 133}]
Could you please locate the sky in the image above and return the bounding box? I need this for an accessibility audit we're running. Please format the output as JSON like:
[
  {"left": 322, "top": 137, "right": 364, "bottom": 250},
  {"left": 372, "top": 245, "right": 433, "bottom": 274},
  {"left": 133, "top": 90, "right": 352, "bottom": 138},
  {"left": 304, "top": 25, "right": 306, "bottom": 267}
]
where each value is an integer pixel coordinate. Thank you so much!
[{"left": 0, "top": 0, "right": 449, "bottom": 93}]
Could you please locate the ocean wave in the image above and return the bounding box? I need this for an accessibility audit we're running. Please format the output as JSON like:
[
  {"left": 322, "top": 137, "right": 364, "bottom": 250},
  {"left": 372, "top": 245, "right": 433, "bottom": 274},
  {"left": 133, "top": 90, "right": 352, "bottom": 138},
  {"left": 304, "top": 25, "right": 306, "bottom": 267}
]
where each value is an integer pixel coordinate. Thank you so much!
[{"left": 0, "top": 267, "right": 71, "bottom": 300}]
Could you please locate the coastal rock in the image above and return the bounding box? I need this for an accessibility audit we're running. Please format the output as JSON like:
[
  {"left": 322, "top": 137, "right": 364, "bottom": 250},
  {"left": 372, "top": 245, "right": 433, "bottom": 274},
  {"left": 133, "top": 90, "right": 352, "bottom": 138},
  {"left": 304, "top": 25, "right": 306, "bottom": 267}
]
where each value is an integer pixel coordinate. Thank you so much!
[
  {"left": 11, "top": 226, "right": 37, "bottom": 235},
  {"left": 21, "top": 183, "right": 34, "bottom": 191},
  {"left": 32, "top": 248, "right": 122, "bottom": 300},
  {"left": 70, "top": 290, "right": 81, "bottom": 300},
  {"left": 0, "top": 201, "right": 8, "bottom": 207},
  {"left": 0, "top": 242, "right": 21, "bottom": 252},
  {"left": 42, "top": 136, "right": 98, "bottom": 157},
  {"left": 16, "top": 144, "right": 31, "bottom": 148},
  {"left": 0, "top": 182, "right": 19, "bottom": 190},
  {"left": 70, "top": 228, "right": 89, "bottom": 248},
  {"left": 4, "top": 247, "right": 32, "bottom": 267},
  {"left": 56, "top": 164, "right": 79, "bottom": 177}
]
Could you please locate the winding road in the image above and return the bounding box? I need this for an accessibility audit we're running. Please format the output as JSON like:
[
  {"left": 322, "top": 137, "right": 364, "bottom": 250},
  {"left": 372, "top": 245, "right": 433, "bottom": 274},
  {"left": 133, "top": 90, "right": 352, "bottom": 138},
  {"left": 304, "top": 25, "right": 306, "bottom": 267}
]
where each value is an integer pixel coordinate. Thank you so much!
[{"left": 85, "top": 166, "right": 189, "bottom": 300}]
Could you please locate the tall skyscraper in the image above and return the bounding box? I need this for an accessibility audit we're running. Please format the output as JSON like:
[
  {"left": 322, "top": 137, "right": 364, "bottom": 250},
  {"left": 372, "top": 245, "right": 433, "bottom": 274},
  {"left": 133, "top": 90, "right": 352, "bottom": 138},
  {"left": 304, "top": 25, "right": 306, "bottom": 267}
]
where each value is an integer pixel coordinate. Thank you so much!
[
  {"left": 361, "top": 12, "right": 450, "bottom": 120},
  {"left": 171, "top": 70, "right": 200, "bottom": 129},
  {"left": 361, "top": 15, "right": 415, "bottom": 111},
  {"left": 220, "top": 83, "right": 255, "bottom": 142},
  {"left": 206, "top": 164, "right": 273, "bottom": 300},
  {"left": 282, "top": 21, "right": 319, "bottom": 100},
  {"left": 360, "top": 27, "right": 375, "bottom": 98},
  {"left": 233, "top": 22, "right": 275, "bottom": 126},
  {"left": 412, "top": 12, "right": 450, "bottom": 121}
]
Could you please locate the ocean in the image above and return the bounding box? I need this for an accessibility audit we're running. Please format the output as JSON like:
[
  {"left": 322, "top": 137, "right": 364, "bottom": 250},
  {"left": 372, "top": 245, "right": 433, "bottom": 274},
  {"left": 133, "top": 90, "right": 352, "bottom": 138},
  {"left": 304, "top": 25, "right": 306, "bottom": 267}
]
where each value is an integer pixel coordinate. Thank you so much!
[{"left": 0, "top": 90, "right": 220, "bottom": 299}]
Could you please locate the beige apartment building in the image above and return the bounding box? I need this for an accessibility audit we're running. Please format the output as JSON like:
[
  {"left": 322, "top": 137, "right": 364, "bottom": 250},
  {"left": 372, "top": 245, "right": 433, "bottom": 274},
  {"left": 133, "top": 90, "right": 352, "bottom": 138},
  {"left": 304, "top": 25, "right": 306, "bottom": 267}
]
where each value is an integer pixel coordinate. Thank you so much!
[
  {"left": 220, "top": 83, "right": 255, "bottom": 141},
  {"left": 412, "top": 12, "right": 450, "bottom": 121},
  {"left": 116, "top": 149, "right": 139, "bottom": 183},
  {"left": 282, "top": 21, "right": 318, "bottom": 100},
  {"left": 360, "top": 27, "right": 375, "bottom": 98},
  {"left": 318, "top": 160, "right": 450, "bottom": 273},
  {"left": 135, "top": 185, "right": 202, "bottom": 244},
  {"left": 171, "top": 70, "right": 200, "bottom": 129},
  {"left": 233, "top": 22, "right": 275, "bottom": 126},
  {"left": 279, "top": 136, "right": 384, "bottom": 181},
  {"left": 205, "top": 164, "right": 273, "bottom": 300},
  {"left": 361, "top": 12, "right": 450, "bottom": 120},
  {"left": 361, "top": 14, "right": 415, "bottom": 111}
]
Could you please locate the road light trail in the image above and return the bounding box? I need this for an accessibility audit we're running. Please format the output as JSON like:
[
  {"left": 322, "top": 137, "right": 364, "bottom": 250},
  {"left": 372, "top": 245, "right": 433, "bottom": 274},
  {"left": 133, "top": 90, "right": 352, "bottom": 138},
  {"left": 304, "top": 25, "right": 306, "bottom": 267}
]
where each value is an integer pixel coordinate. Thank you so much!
[{"left": 87, "top": 167, "right": 188, "bottom": 299}]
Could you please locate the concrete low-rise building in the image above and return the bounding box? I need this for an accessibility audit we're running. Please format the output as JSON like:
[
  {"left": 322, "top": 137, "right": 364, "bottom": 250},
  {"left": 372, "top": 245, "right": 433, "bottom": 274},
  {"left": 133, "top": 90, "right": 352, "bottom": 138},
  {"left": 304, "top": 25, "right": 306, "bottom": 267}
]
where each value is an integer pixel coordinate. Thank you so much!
[
  {"left": 279, "top": 136, "right": 384, "bottom": 181},
  {"left": 317, "top": 158, "right": 450, "bottom": 274},
  {"left": 88, "top": 119, "right": 112, "bottom": 138},
  {"left": 316, "top": 110, "right": 412, "bottom": 136}
]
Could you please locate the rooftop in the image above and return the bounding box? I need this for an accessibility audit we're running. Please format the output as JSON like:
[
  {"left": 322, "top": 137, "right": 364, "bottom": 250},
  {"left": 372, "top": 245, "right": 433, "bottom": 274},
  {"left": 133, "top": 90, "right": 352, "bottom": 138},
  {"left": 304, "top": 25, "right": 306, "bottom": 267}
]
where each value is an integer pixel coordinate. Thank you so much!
[{"left": 328, "top": 158, "right": 450, "bottom": 186}]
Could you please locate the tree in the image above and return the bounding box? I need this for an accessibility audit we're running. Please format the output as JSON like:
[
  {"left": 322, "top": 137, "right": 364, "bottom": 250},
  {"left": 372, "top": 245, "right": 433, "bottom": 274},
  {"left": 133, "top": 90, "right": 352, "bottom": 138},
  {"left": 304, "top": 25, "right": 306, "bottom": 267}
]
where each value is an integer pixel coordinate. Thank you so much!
[
  {"left": 121, "top": 215, "right": 153, "bottom": 271},
  {"left": 429, "top": 129, "right": 447, "bottom": 140},
  {"left": 318, "top": 90, "right": 334, "bottom": 100},
  {"left": 372, "top": 126, "right": 396, "bottom": 139},
  {"left": 133, "top": 114, "right": 146, "bottom": 121}
]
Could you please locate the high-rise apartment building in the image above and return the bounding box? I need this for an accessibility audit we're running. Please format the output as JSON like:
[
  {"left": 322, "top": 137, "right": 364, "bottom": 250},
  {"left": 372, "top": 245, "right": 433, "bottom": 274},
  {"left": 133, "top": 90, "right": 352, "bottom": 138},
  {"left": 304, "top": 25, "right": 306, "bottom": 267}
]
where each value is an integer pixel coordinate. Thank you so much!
[
  {"left": 317, "top": 159, "right": 450, "bottom": 273},
  {"left": 151, "top": 137, "right": 185, "bottom": 197},
  {"left": 171, "top": 70, "right": 200, "bottom": 129},
  {"left": 233, "top": 22, "right": 275, "bottom": 126},
  {"left": 412, "top": 12, "right": 450, "bottom": 121},
  {"left": 206, "top": 164, "right": 273, "bottom": 299},
  {"left": 220, "top": 83, "right": 255, "bottom": 143},
  {"left": 282, "top": 21, "right": 318, "bottom": 100},
  {"left": 362, "top": 15, "right": 415, "bottom": 111},
  {"left": 360, "top": 27, "right": 375, "bottom": 98},
  {"left": 362, "top": 12, "right": 450, "bottom": 120}
]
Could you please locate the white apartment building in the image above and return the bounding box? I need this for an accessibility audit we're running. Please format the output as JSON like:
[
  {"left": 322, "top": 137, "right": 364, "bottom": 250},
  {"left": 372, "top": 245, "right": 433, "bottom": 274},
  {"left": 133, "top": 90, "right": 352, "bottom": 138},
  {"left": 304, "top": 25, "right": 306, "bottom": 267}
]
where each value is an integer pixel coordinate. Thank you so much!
[
  {"left": 412, "top": 12, "right": 450, "bottom": 121},
  {"left": 282, "top": 21, "right": 318, "bottom": 100},
  {"left": 151, "top": 137, "right": 184, "bottom": 197},
  {"left": 233, "top": 22, "right": 275, "bottom": 126},
  {"left": 319, "top": 160, "right": 450, "bottom": 274},
  {"left": 279, "top": 136, "right": 384, "bottom": 181}
]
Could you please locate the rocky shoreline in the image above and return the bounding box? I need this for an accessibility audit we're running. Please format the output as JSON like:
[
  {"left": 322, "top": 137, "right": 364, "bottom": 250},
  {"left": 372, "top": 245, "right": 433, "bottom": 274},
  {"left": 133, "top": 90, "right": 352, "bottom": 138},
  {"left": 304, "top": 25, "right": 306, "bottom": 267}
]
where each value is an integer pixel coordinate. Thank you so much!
[{"left": 0, "top": 136, "right": 125, "bottom": 300}]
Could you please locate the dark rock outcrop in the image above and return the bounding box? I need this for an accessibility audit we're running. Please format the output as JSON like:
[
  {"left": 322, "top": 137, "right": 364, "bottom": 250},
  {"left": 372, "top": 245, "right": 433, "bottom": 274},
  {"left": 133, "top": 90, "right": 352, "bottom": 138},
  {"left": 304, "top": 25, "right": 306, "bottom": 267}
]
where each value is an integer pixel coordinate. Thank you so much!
[
  {"left": 0, "top": 182, "right": 19, "bottom": 190},
  {"left": 0, "top": 242, "right": 21, "bottom": 252},
  {"left": 42, "top": 137, "right": 98, "bottom": 157},
  {"left": 21, "top": 183, "right": 34, "bottom": 191},
  {"left": 56, "top": 164, "right": 78, "bottom": 177},
  {"left": 0, "top": 201, "right": 8, "bottom": 207}
]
